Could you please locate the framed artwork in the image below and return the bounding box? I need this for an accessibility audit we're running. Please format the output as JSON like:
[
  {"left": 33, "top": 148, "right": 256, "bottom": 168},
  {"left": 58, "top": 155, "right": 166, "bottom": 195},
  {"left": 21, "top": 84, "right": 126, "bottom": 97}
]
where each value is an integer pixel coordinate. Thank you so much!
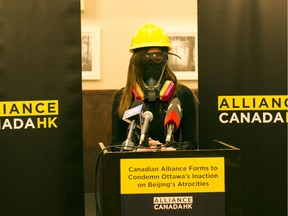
[
  {"left": 168, "top": 32, "right": 198, "bottom": 80},
  {"left": 80, "top": 0, "right": 85, "bottom": 11},
  {"left": 81, "top": 27, "right": 100, "bottom": 80}
]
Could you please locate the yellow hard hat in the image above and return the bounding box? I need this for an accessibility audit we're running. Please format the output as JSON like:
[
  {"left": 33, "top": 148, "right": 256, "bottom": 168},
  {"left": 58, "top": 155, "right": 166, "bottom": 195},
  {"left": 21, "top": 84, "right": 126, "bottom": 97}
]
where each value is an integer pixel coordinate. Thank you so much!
[{"left": 130, "top": 24, "right": 172, "bottom": 52}]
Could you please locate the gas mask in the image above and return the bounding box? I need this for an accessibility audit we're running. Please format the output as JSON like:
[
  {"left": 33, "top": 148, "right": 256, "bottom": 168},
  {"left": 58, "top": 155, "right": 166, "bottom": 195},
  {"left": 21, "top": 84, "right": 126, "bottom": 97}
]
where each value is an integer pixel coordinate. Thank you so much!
[
  {"left": 142, "top": 52, "right": 167, "bottom": 101},
  {"left": 132, "top": 52, "right": 181, "bottom": 102},
  {"left": 132, "top": 52, "right": 175, "bottom": 102},
  {"left": 142, "top": 54, "right": 164, "bottom": 83}
]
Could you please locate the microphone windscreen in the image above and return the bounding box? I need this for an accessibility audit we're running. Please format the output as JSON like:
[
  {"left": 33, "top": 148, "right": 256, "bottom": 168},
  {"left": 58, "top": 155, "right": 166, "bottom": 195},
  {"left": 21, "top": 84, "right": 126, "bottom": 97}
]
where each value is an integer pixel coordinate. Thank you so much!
[
  {"left": 164, "top": 110, "right": 181, "bottom": 128},
  {"left": 142, "top": 111, "right": 153, "bottom": 121},
  {"left": 164, "top": 97, "right": 182, "bottom": 128}
]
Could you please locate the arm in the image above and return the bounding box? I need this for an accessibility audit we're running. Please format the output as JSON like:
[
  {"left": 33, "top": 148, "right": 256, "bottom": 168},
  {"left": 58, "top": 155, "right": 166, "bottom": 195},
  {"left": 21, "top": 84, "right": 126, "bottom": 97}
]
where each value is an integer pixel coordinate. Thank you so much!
[
  {"left": 176, "top": 85, "right": 198, "bottom": 149},
  {"left": 111, "top": 89, "right": 128, "bottom": 150}
]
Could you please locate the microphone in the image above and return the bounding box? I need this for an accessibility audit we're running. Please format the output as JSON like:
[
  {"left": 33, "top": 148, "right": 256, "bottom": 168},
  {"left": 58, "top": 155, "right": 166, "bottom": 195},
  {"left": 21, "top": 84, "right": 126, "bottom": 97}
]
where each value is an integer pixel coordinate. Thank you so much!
[
  {"left": 122, "top": 100, "right": 145, "bottom": 151},
  {"left": 164, "top": 97, "right": 182, "bottom": 143},
  {"left": 122, "top": 100, "right": 145, "bottom": 127},
  {"left": 139, "top": 111, "right": 153, "bottom": 146}
]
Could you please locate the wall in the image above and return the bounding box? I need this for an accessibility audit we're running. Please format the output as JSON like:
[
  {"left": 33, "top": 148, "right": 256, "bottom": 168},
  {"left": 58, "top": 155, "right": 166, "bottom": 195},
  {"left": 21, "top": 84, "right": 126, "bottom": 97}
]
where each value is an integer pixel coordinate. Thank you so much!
[{"left": 81, "top": 0, "right": 198, "bottom": 90}]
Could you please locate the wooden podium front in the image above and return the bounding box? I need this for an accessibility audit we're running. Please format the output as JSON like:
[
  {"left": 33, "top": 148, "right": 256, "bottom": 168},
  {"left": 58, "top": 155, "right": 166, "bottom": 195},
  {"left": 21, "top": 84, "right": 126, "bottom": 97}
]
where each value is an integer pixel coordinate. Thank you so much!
[{"left": 98, "top": 141, "right": 241, "bottom": 216}]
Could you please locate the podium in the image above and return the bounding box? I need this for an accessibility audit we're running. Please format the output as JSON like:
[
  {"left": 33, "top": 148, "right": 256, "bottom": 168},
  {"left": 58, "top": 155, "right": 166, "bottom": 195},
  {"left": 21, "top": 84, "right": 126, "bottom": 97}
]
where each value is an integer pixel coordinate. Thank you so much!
[{"left": 98, "top": 141, "right": 241, "bottom": 216}]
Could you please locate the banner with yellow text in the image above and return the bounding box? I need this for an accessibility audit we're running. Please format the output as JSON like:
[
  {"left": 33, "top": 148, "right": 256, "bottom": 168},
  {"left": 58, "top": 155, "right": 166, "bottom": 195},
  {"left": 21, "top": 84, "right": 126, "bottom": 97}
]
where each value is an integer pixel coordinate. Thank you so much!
[
  {"left": 0, "top": 1, "right": 84, "bottom": 216},
  {"left": 198, "top": 0, "right": 287, "bottom": 215}
]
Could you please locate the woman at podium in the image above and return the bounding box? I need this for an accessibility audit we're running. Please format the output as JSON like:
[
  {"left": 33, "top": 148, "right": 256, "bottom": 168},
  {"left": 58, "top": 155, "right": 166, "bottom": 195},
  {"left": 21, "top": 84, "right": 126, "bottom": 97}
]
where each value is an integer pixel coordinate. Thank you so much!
[{"left": 111, "top": 24, "right": 198, "bottom": 151}]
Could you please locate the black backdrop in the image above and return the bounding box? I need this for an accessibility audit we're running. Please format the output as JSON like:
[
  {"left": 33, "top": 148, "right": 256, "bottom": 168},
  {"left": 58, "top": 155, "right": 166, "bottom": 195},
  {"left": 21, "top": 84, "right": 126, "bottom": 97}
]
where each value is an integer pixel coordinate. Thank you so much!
[
  {"left": 0, "top": 1, "right": 84, "bottom": 216},
  {"left": 198, "top": 0, "right": 287, "bottom": 215}
]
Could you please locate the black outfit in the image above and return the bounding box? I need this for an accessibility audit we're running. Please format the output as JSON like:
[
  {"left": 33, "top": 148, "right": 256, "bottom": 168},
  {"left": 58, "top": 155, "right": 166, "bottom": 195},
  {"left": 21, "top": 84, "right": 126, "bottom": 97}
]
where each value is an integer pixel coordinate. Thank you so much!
[{"left": 111, "top": 85, "right": 198, "bottom": 150}]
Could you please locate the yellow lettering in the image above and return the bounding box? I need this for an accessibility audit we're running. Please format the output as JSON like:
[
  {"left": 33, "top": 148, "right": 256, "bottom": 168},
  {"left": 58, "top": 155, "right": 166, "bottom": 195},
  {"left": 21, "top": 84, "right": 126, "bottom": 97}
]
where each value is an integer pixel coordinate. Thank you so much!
[
  {"left": 48, "top": 117, "right": 58, "bottom": 128},
  {"left": 218, "top": 95, "right": 288, "bottom": 110},
  {"left": 0, "top": 100, "right": 59, "bottom": 116},
  {"left": 37, "top": 117, "right": 47, "bottom": 128}
]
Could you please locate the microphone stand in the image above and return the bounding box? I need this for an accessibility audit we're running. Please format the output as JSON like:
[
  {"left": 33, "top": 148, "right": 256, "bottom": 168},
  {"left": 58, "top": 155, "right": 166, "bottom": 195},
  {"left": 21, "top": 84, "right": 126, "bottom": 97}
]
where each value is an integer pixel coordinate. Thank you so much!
[
  {"left": 165, "top": 124, "right": 175, "bottom": 144},
  {"left": 122, "top": 119, "right": 136, "bottom": 151}
]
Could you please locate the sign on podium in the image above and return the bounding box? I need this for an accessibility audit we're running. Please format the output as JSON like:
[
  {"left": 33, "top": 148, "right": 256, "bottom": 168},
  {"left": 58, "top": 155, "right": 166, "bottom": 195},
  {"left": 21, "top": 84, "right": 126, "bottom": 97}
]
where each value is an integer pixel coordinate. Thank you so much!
[{"left": 97, "top": 140, "right": 241, "bottom": 216}]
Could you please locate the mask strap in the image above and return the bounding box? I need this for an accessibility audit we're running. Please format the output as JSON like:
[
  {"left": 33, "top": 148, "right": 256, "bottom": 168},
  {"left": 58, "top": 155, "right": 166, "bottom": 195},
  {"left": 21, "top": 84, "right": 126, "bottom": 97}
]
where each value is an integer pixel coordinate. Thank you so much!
[
  {"left": 154, "top": 52, "right": 180, "bottom": 88},
  {"left": 167, "top": 52, "right": 182, "bottom": 59},
  {"left": 154, "top": 62, "right": 167, "bottom": 89}
]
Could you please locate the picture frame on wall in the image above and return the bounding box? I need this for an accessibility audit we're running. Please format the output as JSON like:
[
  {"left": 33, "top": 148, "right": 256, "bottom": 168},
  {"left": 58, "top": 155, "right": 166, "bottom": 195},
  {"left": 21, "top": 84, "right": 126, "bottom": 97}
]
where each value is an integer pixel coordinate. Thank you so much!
[
  {"left": 168, "top": 32, "right": 198, "bottom": 80},
  {"left": 81, "top": 27, "right": 100, "bottom": 80},
  {"left": 80, "top": 0, "right": 85, "bottom": 11}
]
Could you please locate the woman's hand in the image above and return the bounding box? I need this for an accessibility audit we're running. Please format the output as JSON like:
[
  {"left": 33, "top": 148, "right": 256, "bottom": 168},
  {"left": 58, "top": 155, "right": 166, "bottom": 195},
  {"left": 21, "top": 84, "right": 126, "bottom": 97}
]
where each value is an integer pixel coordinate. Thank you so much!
[
  {"left": 148, "top": 137, "right": 162, "bottom": 148},
  {"left": 136, "top": 138, "right": 175, "bottom": 152}
]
